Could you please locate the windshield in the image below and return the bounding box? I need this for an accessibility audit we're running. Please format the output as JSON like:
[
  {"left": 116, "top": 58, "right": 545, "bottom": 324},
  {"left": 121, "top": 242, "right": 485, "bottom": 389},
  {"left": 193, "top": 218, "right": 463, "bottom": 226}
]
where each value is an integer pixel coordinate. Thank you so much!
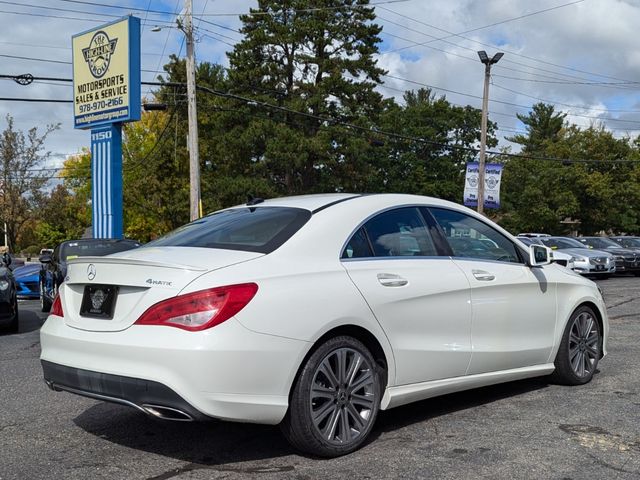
[
  {"left": 61, "top": 240, "right": 140, "bottom": 261},
  {"left": 579, "top": 237, "right": 620, "bottom": 249},
  {"left": 618, "top": 237, "right": 640, "bottom": 247},
  {"left": 540, "top": 237, "right": 585, "bottom": 249},
  {"left": 146, "top": 207, "right": 312, "bottom": 254}
]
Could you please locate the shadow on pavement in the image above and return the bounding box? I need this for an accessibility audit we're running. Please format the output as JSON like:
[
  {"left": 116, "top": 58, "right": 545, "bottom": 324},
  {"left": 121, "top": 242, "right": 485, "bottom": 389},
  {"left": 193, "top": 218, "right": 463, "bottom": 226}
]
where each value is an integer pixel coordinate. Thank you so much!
[
  {"left": 0, "top": 300, "right": 44, "bottom": 336},
  {"left": 72, "top": 376, "right": 550, "bottom": 470}
]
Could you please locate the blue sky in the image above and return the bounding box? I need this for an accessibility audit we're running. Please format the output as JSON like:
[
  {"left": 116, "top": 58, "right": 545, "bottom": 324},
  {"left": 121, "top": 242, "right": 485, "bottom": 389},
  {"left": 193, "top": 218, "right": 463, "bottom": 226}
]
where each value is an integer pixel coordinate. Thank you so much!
[{"left": 2, "top": 0, "right": 640, "bottom": 167}]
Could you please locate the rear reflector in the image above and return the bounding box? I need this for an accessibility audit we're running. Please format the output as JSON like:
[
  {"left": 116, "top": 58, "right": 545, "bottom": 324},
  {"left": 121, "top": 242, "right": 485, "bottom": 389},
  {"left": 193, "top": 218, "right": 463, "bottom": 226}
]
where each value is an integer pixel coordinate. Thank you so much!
[
  {"left": 51, "top": 294, "right": 64, "bottom": 317},
  {"left": 135, "top": 283, "right": 258, "bottom": 331}
]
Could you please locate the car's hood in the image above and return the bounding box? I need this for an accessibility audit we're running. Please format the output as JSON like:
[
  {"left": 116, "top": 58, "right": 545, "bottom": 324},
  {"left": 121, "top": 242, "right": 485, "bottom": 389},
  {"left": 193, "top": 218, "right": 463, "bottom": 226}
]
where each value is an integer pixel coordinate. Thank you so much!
[
  {"left": 599, "top": 247, "right": 638, "bottom": 257},
  {"left": 13, "top": 263, "right": 41, "bottom": 279},
  {"left": 555, "top": 248, "right": 612, "bottom": 258},
  {"left": 61, "top": 246, "right": 264, "bottom": 332}
]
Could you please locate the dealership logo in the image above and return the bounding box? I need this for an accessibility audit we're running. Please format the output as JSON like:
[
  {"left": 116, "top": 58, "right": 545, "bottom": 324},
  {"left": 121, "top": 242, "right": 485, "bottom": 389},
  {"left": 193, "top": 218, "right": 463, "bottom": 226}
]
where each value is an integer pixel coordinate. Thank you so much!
[
  {"left": 82, "top": 30, "right": 117, "bottom": 78},
  {"left": 90, "top": 289, "right": 106, "bottom": 310},
  {"left": 87, "top": 264, "right": 96, "bottom": 281}
]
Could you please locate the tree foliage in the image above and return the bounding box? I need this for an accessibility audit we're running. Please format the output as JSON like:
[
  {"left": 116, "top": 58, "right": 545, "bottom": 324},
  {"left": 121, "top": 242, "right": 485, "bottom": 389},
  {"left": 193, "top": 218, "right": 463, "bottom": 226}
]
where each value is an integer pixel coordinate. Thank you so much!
[{"left": 0, "top": 115, "right": 59, "bottom": 252}]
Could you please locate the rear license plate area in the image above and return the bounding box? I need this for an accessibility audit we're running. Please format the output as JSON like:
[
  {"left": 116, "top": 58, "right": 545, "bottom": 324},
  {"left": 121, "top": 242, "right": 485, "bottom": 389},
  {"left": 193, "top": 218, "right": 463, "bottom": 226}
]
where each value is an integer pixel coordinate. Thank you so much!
[{"left": 80, "top": 284, "right": 119, "bottom": 319}]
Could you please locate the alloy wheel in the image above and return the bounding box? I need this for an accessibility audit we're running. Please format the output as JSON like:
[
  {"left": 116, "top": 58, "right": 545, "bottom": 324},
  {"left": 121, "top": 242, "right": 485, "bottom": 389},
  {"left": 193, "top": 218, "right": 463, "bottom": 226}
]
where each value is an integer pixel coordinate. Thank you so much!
[
  {"left": 568, "top": 311, "right": 600, "bottom": 378},
  {"left": 309, "top": 347, "right": 377, "bottom": 446}
]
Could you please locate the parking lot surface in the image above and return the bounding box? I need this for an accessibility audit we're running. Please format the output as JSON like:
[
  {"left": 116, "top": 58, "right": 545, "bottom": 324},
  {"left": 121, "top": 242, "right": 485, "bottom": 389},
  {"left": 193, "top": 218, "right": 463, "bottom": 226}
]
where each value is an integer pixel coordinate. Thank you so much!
[{"left": 1, "top": 277, "right": 639, "bottom": 480}]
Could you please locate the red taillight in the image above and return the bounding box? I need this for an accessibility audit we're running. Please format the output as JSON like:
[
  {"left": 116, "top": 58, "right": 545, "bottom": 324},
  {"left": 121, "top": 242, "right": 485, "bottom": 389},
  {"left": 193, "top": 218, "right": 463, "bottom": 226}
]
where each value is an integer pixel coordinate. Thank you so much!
[
  {"left": 135, "top": 283, "right": 258, "bottom": 331},
  {"left": 51, "top": 294, "right": 64, "bottom": 317}
]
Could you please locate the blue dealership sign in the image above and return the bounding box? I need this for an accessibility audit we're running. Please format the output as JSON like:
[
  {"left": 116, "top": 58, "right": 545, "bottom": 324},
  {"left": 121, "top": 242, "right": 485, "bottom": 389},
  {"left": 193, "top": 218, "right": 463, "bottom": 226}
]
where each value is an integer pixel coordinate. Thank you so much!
[{"left": 72, "top": 16, "right": 141, "bottom": 239}]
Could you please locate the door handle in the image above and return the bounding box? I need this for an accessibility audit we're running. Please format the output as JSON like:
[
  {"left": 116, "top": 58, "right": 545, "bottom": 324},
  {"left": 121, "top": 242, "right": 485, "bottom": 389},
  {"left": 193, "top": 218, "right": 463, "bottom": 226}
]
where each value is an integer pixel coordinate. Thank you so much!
[
  {"left": 377, "top": 273, "right": 408, "bottom": 287},
  {"left": 472, "top": 269, "right": 495, "bottom": 281}
]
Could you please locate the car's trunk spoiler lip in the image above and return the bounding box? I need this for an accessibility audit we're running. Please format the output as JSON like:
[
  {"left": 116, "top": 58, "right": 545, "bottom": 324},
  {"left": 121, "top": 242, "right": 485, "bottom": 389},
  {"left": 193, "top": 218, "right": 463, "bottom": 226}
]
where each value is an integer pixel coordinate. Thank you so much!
[{"left": 66, "top": 256, "right": 208, "bottom": 272}]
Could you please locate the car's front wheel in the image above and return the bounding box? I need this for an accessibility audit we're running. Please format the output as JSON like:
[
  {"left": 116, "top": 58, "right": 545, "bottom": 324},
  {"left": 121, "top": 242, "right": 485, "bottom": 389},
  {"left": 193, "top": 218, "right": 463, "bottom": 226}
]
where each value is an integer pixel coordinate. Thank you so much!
[
  {"left": 552, "top": 306, "right": 601, "bottom": 385},
  {"left": 281, "top": 336, "right": 382, "bottom": 457}
]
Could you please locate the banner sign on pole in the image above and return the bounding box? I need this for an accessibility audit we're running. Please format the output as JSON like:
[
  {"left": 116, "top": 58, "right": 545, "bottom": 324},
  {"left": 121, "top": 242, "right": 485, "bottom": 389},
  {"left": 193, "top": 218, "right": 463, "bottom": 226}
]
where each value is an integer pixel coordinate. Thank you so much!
[
  {"left": 72, "top": 16, "right": 141, "bottom": 130},
  {"left": 463, "top": 162, "right": 503, "bottom": 209}
]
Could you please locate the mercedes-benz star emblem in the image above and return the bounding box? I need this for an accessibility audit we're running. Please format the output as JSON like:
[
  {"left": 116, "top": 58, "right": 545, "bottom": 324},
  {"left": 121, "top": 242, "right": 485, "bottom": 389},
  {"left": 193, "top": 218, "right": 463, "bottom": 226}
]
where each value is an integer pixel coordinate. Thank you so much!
[{"left": 87, "top": 264, "right": 96, "bottom": 281}]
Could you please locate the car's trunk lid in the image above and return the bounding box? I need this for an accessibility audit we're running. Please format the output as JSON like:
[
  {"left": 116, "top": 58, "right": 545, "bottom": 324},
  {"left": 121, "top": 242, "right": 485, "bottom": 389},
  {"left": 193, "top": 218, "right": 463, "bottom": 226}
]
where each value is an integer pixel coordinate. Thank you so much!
[{"left": 61, "top": 246, "right": 263, "bottom": 332}]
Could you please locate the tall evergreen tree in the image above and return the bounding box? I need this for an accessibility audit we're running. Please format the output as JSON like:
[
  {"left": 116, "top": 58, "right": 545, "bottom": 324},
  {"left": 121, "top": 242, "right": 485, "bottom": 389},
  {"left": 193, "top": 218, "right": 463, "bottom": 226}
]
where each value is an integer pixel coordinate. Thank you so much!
[
  {"left": 224, "top": 0, "right": 386, "bottom": 194},
  {"left": 506, "top": 102, "right": 566, "bottom": 152}
]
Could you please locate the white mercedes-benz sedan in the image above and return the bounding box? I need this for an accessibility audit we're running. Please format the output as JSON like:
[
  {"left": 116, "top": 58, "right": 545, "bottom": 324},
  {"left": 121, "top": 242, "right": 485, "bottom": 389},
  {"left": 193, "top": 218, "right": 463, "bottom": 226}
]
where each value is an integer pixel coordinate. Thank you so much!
[{"left": 40, "top": 193, "right": 608, "bottom": 457}]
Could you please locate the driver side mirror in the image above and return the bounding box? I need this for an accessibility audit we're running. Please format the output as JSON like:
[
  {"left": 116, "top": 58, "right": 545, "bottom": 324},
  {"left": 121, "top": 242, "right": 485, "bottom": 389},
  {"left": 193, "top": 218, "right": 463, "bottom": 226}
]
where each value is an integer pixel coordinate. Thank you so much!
[
  {"left": 529, "top": 244, "right": 552, "bottom": 267},
  {"left": 39, "top": 254, "right": 52, "bottom": 264}
]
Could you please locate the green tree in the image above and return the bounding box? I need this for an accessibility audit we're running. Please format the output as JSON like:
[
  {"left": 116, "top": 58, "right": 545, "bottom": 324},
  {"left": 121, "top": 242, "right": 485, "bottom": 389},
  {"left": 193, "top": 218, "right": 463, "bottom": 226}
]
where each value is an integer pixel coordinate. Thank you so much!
[
  {"left": 373, "top": 88, "right": 495, "bottom": 201},
  {"left": 0, "top": 115, "right": 59, "bottom": 252},
  {"left": 223, "top": 0, "right": 386, "bottom": 194},
  {"left": 506, "top": 102, "right": 567, "bottom": 152}
]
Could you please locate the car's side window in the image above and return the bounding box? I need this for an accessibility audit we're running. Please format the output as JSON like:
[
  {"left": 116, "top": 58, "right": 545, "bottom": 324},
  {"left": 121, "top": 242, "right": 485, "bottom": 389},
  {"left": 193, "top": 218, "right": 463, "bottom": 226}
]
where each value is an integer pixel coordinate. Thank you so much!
[
  {"left": 342, "top": 207, "right": 438, "bottom": 259},
  {"left": 342, "top": 227, "right": 374, "bottom": 259},
  {"left": 429, "top": 208, "right": 522, "bottom": 264}
]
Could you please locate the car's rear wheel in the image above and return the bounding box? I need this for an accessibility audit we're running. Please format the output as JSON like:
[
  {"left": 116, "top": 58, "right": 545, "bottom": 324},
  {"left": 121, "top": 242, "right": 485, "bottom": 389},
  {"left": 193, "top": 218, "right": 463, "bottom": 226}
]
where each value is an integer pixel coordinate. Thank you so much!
[
  {"left": 552, "top": 306, "right": 601, "bottom": 385},
  {"left": 281, "top": 336, "right": 382, "bottom": 457},
  {"left": 40, "top": 280, "right": 51, "bottom": 313}
]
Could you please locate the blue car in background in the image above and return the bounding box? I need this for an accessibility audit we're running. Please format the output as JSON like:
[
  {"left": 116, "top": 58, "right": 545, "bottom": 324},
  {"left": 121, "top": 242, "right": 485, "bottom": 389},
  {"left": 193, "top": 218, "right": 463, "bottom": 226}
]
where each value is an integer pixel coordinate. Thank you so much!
[{"left": 13, "top": 263, "right": 41, "bottom": 299}]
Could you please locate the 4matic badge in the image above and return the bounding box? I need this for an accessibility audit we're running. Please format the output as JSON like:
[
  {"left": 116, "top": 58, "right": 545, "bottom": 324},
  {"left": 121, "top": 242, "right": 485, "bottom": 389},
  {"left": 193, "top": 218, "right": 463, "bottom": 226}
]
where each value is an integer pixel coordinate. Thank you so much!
[
  {"left": 82, "top": 30, "right": 117, "bottom": 79},
  {"left": 146, "top": 278, "right": 172, "bottom": 287}
]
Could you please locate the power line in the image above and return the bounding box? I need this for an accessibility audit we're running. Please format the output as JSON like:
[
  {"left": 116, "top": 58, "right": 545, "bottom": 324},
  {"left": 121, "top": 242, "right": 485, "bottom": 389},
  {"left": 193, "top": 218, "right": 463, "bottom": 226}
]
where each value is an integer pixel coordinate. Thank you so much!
[
  {"left": 4, "top": 74, "right": 640, "bottom": 164},
  {"left": 378, "top": 2, "right": 637, "bottom": 86},
  {"left": 380, "top": 0, "right": 584, "bottom": 55},
  {"left": 54, "top": 0, "right": 409, "bottom": 17},
  {"left": 382, "top": 74, "right": 640, "bottom": 125},
  {"left": 491, "top": 82, "right": 640, "bottom": 114}
]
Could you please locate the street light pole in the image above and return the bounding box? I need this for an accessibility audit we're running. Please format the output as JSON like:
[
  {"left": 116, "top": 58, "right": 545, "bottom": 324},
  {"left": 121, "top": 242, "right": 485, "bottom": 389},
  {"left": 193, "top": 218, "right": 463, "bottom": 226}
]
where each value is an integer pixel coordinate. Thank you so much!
[
  {"left": 184, "top": 0, "right": 201, "bottom": 221},
  {"left": 477, "top": 50, "right": 503, "bottom": 215}
]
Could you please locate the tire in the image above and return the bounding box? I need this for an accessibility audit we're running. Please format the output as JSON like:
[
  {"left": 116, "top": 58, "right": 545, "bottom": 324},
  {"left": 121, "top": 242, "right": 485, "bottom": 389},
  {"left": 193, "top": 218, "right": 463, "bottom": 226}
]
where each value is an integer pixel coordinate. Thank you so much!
[
  {"left": 551, "top": 306, "right": 601, "bottom": 385},
  {"left": 40, "top": 280, "right": 52, "bottom": 313},
  {"left": 280, "top": 336, "right": 383, "bottom": 457},
  {"left": 7, "top": 296, "right": 18, "bottom": 333}
]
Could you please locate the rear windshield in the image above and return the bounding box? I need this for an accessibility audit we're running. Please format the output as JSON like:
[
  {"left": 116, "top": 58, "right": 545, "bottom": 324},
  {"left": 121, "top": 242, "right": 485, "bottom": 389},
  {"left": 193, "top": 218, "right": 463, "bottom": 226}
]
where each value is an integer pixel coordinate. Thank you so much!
[
  {"left": 61, "top": 240, "right": 140, "bottom": 261},
  {"left": 145, "top": 207, "right": 312, "bottom": 254}
]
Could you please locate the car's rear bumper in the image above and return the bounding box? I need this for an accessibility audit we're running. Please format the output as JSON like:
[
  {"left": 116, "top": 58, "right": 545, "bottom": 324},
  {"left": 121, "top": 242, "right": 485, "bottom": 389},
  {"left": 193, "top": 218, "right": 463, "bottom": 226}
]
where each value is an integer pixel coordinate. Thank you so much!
[
  {"left": 40, "top": 315, "right": 309, "bottom": 424},
  {"left": 42, "top": 360, "right": 209, "bottom": 421}
]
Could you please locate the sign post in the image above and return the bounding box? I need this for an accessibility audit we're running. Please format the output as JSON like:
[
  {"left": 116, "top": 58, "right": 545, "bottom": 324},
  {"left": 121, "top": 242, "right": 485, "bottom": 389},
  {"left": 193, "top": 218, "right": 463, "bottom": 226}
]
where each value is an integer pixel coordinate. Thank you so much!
[{"left": 72, "top": 16, "right": 140, "bottom": 239}]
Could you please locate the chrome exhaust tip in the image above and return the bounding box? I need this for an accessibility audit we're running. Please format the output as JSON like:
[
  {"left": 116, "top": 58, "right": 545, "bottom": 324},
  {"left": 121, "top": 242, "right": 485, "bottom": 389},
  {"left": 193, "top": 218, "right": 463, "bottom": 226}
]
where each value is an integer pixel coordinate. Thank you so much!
[{"left": 141, "top": 404, "right": 194, "bottom": 422}]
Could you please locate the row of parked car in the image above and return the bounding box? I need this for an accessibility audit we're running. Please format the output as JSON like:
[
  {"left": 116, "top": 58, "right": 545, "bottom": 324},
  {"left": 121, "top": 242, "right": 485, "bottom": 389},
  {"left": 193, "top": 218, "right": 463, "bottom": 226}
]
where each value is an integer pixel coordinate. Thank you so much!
[
  {"left": 1, "top": 230, "right": 639, "bottom": 333},
  {"left": 0, "top": 239, "right": 141, "bottom": 333},
  {"left": 517, "top": 234, "right": 640, "bottom": 277}
]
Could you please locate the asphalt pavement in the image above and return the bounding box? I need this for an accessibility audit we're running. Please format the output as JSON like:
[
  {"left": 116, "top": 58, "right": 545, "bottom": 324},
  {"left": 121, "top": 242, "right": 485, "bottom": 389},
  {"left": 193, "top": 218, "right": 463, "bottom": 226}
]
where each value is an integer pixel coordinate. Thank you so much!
[{"left": 1, "top": 277, "right": 638, "bottom": 480}]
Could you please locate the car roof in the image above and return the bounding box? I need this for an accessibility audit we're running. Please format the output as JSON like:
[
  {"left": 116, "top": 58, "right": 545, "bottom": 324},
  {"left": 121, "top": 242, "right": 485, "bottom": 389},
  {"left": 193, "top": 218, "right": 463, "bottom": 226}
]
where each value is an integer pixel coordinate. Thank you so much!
[{"left": 229, "top": 193, "right": 469, "bottom": 214}]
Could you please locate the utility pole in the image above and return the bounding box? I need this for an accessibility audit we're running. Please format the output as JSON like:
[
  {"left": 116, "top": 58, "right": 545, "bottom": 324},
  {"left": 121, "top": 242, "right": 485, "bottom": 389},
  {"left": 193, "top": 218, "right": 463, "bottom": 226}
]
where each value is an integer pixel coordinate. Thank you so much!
[
  {"left": 184, "top": 0, "right": 201, "bottom": 221},
  {"left": 477, "top": 50, "right": 503, "bottom": 215}
]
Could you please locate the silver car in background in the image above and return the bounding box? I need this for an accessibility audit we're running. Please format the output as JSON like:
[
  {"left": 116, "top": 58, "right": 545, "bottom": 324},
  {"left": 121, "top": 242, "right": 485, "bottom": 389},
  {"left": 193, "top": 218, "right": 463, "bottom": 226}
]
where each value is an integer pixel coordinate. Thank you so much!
[
  {"left": 517, "top": 236, "right": 574, "bottom": 269},
  {"left": 538, "top": 237, "right": 615, "bottom": 277}
]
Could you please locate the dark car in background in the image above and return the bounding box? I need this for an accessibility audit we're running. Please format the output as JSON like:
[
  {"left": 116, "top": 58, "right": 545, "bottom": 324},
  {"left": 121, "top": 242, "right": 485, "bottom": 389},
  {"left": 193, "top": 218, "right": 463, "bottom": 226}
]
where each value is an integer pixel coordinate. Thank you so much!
[
  {"left": 39, "top": 239, "right": 141, "bottom": 312},
  {"left": 0, "top": 257, "right": 18, "bottom": 333},
  {"left": 610, "top": 236, "right": 640, "bottom": 250},
  {"left": 574, "top": 236, "right": 640, "bottom": 275},
  {"left": 13, "top": 263, "right": 41, "bottom": 299}
]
